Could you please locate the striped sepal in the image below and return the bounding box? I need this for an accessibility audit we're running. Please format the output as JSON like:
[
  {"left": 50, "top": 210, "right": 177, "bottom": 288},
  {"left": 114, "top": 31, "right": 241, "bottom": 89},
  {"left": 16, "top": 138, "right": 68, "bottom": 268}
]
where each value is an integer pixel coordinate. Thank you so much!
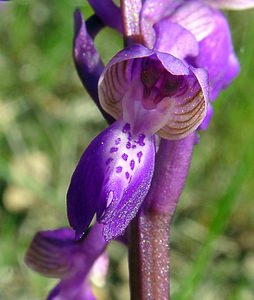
[{"left": 25, "top": 228, "right": 76, "bottom": 278}]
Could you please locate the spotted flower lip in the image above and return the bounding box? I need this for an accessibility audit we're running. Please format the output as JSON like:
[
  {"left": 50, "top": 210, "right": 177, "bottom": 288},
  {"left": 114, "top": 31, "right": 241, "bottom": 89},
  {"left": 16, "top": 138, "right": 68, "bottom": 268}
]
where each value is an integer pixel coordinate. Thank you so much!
[
  {"left": 99, "top": 44, "right": 208, "bottom": 140},
  {"left": 67, "top": 119, "right": 155, "bottom": 241}
]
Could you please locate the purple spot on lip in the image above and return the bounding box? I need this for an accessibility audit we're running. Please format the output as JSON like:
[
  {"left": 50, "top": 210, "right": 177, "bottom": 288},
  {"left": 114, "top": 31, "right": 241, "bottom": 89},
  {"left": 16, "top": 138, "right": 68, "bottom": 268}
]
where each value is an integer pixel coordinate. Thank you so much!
[
  {"left": 130, "top": 160, "right": 135, "bottom": 170},
  {"left": 122, "top": 153, "right": 128, "bottom": 161},
  {"left": 126, "top": 141, "right": 131, "bottom": 149},
  {"left": 128, "top": 132, "right": 132, "bottom": 141},
  {"left": 116, "top": 166, "right": 122, "bottom": 173},
  {"left": 115, "top": 138, "right": 121, "bottom": 145},
  {"left": 137, "top": 151, "right": 143, "bottom": 163},
  {"left": 137, "top": 134, "right": 146, "bottom": 146},
  {"left": 125, "top": 172, "right": 130, "bottom": 179},
  {"left": 110, "top": 147, "right": 118, "bottom": 153},
  {"left": 106, "top": 157, "right": 113, "bottom": 165},
  {"left": 122, "top": 123, "right": 131, "bottom": 133}
]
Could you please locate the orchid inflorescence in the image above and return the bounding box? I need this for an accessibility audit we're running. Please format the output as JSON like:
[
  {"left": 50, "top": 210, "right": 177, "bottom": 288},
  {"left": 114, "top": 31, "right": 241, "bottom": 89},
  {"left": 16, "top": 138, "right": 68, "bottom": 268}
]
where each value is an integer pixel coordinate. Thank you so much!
[{"left": 24, "top": 0, "right": 254, "bottom": 299}]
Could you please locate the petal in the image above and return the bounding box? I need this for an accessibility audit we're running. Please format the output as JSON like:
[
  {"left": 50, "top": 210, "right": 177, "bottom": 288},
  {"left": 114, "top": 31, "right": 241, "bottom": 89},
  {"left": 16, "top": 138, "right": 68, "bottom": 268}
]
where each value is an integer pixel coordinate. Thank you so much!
[
  {"left": 140, "top": 0, "right": 215, "bottom": 47},
  {"left": 169, "top": 1, "right": 215, "bottom": 42},
  {"left": 189, "top": 10, "right": 240, "bottom": 100},
  {"left": 203, "top": 0, "right": 254, "bottom": 10},
  {"left": 67, "top": 120, "right": 155, "bottom": 240},
  {"left": 25, "top": 228, "right": 77, "bottom": 278},
  {"left": 99, "top": 44, "right": 208, "bottom": 140},
  {"left": 85, "top": 14, "right": 104, "bottom": 39},
  {"left": 74, "top": 10, "right": 103, "bottom": 86},
  {"left": 88, "top": 0, "right": 123, "bottom": 32},
  {"left": 140, "top": 0, "right": 181, "bottom": 48},
  {"left": 25, "top": 224, "right": 107, "bottom": 278},
  {"left": 45, "top": 224, "right": 107, "bottom": 299},
  {"left": 73, "top": 10, "right": 114, "bottom": 124},
  {"left": 153, "top": 20, "right": 199, "bottom": 59},
  {"left": 99, "top": 125, "right": 155, "bottom": 240},
  {"left": 47, "top": 277, "right": 96, "bottom": 300}
]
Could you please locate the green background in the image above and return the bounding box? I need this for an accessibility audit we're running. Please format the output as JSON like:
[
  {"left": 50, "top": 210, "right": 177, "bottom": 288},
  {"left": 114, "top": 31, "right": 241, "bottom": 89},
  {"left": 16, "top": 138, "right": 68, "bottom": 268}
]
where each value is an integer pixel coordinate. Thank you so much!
[{"left": 0, "top": 1, "right": 254, "bottom": 299}]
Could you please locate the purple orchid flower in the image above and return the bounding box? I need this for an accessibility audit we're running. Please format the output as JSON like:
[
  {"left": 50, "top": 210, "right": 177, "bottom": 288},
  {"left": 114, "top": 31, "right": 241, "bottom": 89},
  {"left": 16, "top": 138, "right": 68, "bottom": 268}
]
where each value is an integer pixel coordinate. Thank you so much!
[
  {"left": 139, "top": 0, "right": 254, "bottom": 129},
  {"left": 79, "top": 0, "right": 252, "bottom": 130},
  {"left": 25, "top": 224, "right": 108, "bottom": 300},
  {"left": 140, "top": 0, "right": 242, "bottom": 100},
  {"left": 24, "top": 1, "right": 254, "bottom": 299},
  {"left": 68, "top": 34, "right": 208, "bottom": 241}
]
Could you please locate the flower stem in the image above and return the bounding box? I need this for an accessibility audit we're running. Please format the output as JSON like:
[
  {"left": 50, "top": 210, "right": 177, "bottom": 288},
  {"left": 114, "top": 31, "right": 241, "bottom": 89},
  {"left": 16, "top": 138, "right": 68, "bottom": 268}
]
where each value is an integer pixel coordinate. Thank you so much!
[
  {"left": 128, "top": 134, "right": 196, "bottom": 299},
  {"left": 120, "top": 0, "right": 143, "bottom": 45},
  {"left": 129, "top": 211, "right": 171, "bottom": 300}
]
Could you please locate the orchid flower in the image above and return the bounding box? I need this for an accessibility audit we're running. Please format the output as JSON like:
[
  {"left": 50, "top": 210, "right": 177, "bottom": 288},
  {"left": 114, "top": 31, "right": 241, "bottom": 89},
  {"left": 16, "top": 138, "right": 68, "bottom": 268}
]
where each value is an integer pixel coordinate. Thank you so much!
[
  {"left": 25, "top": 224, "right": 108, "bottom": 300},
  {"left": 69, "top": 10, "right": 208, "bottom": 241},
  {"left": 139, "top": 0, "right": 254, "bottom": 128},
  {"left": 141, "top": 0, "right": 241, "bottom": 100},
  {"left": 24, "top": 1, "right": 254, "bottom": 299},
  {"left": 87, "top": 0, "right": 253, "bottom": 128}
]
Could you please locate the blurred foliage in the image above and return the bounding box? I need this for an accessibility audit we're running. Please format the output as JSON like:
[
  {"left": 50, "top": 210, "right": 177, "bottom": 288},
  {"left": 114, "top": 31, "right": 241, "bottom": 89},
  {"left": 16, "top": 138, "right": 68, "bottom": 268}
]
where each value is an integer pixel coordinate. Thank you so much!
[{"left": 0, "top": 1, "right": 254, "bottom": 299}]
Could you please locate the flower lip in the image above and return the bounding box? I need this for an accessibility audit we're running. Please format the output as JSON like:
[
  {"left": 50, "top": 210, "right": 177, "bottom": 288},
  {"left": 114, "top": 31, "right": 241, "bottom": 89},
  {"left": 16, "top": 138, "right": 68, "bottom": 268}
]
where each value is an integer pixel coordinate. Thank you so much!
[
  {"left": 67, "top": 119, "right": 155, "bottom": 241},
  {"left": 99, "top": 44, "right": 208, "bottom": 140}
]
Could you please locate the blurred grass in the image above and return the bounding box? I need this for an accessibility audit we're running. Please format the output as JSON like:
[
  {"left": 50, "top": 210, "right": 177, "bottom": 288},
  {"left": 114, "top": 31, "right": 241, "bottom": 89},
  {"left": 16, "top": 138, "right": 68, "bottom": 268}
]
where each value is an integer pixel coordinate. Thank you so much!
[{"left": 0, "top": 1, "right": 254, "bottom": 299}]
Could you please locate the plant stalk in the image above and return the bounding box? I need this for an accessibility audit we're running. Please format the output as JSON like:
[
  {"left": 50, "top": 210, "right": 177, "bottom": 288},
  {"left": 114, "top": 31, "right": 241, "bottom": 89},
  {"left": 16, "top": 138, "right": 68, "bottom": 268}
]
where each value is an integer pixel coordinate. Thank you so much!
[{"left": 128, "top": 134, "right": 196, "bottom": 300}]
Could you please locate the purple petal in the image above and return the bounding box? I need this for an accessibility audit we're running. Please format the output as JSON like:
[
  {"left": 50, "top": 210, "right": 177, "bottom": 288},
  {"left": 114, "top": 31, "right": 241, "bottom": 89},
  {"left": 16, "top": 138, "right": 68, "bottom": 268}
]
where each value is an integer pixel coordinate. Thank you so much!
[
  {"left": 73, "top": 10, "right": 103, "bottom": 82},
  {"left": 169, "top": 1, "right": 215, "bottom": 42},
  {"left": 47, "top": 277, "right": 96, "bottom": 300},
  {"left": 25, "top": 228, "right": 76, "bottom": 278},
  {"left": 42, "top": 224, "right": 108, "bottom": 299},
  {"left": 152, "top": 1, "right": 240, "bottom": 100},
  {"left": 99, "top": 44, "right": 208, "bottom": 140},
  {"left": 67, "top": 120, "right": 155, "bottom": 240},
  {"left": 85, "top": 14, "right": 104, "bottom": 39},
  {"left": 140, "top": 0, "right": 181, "bottom": 48},
  {"left": 203, "top": 0, "right": 254, "bottom": 10},
  {"left": 25, "top": 224, "right": 107, "bottom": 278},
  {"left": 88, "top": 0, "right": 123, "bottom": 32},
  {"left": 189, "top": 10, "right": 240, "bottom": 100},
  {"left": 25, "top": 224, "right": 107, "bottom": 299},
  {"left": 154, "top": 20, "right": 199, "bottom": 60},
  {"left": 73, "top": 10, "right": 114, "bottom": 124}
]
